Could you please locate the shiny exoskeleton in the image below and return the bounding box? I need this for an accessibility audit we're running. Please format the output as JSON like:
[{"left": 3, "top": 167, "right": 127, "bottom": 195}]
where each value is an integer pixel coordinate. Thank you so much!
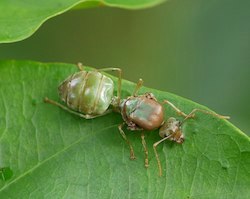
[
  {"left": 45, "top": 63, "right": 122, "bottom": 119},
  {"left": 45, "top": 63, "right": 230, "bottom": 176},
  {"left": 59, "top": 70, "right": 114, "bottom": 115},
  {"left": 120, "top": 92, "right": 164, "bottom": 131},
  {"left": 116, "top": 83, "right": 229, "bottom": 176}
]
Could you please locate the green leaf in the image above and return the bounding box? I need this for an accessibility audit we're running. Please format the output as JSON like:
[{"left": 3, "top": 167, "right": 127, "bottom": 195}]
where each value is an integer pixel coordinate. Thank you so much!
[
  {"left": 0, "top": 0, "right": 166, "bottom": 43},
  {"left": 0, "top": 60, "right": 249, "bottom": 198}
]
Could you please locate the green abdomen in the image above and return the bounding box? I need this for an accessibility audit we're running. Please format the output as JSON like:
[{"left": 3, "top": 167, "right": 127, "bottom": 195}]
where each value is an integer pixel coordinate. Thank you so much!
[{"left": 59, "top": 71, "right": 114, "bottom": 115}]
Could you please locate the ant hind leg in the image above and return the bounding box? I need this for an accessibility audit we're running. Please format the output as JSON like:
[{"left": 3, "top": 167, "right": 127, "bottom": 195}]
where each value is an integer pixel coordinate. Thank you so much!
[{"left": 44, "top": 97, "right": 111, "bottom": 119}]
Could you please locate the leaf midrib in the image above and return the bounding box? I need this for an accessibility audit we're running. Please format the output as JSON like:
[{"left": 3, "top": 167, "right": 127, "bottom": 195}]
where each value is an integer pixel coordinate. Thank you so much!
[{"left": 0, "top": 123, "right": 120, "bottom": 192}]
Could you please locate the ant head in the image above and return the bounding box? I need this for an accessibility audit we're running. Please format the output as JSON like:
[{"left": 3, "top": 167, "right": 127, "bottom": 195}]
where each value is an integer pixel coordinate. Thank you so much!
[{"left": 159, "top": 117, "right": 184, "bottom": 144}]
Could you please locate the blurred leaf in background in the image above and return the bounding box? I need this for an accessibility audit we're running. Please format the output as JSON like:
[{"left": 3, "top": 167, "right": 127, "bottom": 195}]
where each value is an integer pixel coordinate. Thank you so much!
[{"left": 0, "top": 0, "right": 166, "bottom": 43}]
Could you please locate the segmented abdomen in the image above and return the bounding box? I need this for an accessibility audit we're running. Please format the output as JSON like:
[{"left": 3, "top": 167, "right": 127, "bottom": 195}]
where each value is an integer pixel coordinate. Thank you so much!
[{"left": 58, "top": 71, "right": 114, "bottom": 115}]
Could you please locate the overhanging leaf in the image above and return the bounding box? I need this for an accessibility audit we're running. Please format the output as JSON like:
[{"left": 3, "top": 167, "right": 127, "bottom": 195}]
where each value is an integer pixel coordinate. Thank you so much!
[
  {"left": 0, "top": 60, "right": 249, "bottom": 198},
  {"left": 0, "top": 0, "right": 166, "bottom": 43}
]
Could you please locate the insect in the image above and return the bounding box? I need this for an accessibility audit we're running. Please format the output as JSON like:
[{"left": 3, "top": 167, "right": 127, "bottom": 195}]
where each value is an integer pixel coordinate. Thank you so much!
[
  {"left": 44, "top": 63, "right": 122, "bottom": 119},
  {"left": 117, "top": 82, "right": 229, "bottom": 175},
  {"left": 45, "top": 63, "right": 230, "bottom": 176}
]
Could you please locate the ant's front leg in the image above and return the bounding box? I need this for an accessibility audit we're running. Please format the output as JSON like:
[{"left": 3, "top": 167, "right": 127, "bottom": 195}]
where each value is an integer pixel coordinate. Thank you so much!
[{"left": 162, "top": 100, "right": 188, "bottom": 118}]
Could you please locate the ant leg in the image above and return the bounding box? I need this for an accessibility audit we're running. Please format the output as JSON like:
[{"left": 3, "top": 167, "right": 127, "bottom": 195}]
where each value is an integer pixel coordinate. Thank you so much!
[
  {"left": 162, "top": 100, "right": 188, "bottom": 118},
  {"left": 44, "top": 97, "right": 112, "bottom": 119},
  {"left": 77, "top": 62, "right": 84, "bottom": 71},
  {"left": 162, "top": 100, "right": 230, "bottom": 121},
  {"left": 118, "top": 123, "right": 136, "bottom": 160},
  {"left": 133, "top": 78, "right": 144, "bottom": 96},
  {"left": 141, "top": 132, "right": 149, "bottom": 168},
  {"left": 183, "top": 108, "right": 230, "bottom": 122},
  {"left": 153, "top": 135, "right": 173, "bottom": 177},
  {"left": 97, "top": 68, "right": 122, "bottom": 105}
]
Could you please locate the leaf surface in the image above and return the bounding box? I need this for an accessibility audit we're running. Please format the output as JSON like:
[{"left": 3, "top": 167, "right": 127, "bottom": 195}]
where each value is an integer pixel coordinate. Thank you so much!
[
  {"left": 0, "top": 0, "right": 166, "bottom": 43},
  {"left": 0, "top": 60, "right": 249, "bottom": 198}
]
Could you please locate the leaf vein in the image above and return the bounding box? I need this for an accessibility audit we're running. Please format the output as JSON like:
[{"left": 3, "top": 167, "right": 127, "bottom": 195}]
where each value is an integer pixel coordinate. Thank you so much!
[{"left": 0, "top": 124, "right": 119, "bottom": 192}]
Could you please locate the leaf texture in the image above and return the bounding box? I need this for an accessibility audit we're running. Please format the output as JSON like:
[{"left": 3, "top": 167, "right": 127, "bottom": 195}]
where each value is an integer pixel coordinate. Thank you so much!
[{"left": 0, "top": 60, "right": 249, "bottom": 198}]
